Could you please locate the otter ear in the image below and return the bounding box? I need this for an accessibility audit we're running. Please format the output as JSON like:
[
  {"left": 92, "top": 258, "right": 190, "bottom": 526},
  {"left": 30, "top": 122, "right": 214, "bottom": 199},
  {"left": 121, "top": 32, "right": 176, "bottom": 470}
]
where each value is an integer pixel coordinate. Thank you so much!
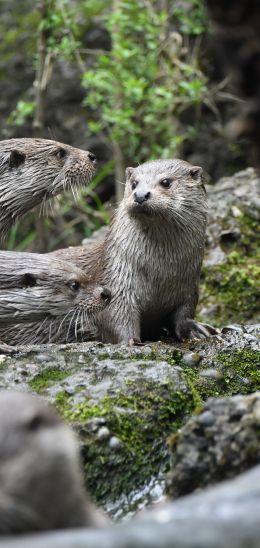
[
  {"left": 21, "top": 273, "right": 37, "bottom": 288},
  {"left": 9, "top": 150, "right": 26, "bottom": 168},
  {"left": 125, "top": 167, "right": 134, "bottom": 180},
  {"left": 189, "top": 166, "right": 203, "bottom": 181}
]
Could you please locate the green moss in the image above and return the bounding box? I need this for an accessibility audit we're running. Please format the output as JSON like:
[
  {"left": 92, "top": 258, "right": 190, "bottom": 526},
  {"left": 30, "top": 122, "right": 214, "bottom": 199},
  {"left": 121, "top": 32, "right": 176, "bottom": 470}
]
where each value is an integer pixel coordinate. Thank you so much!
[
  {"left": 55, "top": 379, "right": 195, "bottom": 505},
  {"left": 178, "top": 349, "right": 260, "bottom": 402},
  {"left": 199, "top": 257, "right": 260, "bottom": 326},
  {"left": 199, "top": 212, "right": 260, "bottom": 325},
  {"left": 0, "top": 356, "right": 8, "bottom": 370},
  {"left": 29, "top": 367, "right": 71, "bottom": 393},
  {"left": 216, "top": 349, "right": 260, "bottom": 395},
  {"left": 52, "top": 345, "right": 259, "bottom": 508}
]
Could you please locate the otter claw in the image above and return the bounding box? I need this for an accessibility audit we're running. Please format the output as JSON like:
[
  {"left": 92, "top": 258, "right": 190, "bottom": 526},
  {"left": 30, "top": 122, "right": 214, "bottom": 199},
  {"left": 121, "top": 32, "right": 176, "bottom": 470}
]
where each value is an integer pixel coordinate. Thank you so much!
[
  {"left": 128, "top": 338, "right": 144, "bottom": 346},
  {"left": 175, "top": 319, "right": 218, "bottom": 341}
]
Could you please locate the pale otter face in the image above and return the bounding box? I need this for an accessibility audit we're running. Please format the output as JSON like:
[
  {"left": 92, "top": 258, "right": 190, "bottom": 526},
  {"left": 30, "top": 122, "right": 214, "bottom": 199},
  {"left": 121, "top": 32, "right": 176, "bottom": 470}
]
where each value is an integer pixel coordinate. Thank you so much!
[{"left": 124, "top": 159, "right": 207, "bottom": 224}]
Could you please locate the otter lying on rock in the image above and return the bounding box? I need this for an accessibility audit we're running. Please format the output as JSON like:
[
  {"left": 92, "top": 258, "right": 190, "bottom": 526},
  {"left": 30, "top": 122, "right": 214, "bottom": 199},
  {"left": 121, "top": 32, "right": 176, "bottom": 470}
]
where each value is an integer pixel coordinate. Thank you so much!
[
  {"left": 0, "top": 251, "right": 111, "bottom": 343},
  {"left": 52, "top": 158, "right": 215, "bottom": 343},
  {"left": 0, "top": 138, "right": 96, "bottom": 238},
  {"left": 0, "top": 391, "right": 108, "bottom": 534}
]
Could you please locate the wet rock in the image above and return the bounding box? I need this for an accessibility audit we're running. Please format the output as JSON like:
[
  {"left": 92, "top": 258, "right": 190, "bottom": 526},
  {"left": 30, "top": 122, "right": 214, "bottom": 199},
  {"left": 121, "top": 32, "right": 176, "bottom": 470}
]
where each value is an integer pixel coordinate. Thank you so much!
[
  {"left": 97, "top": 426, "right": 110, "bottom": 440},
  {"left": 199, "top": 167, "right": 260, "bottom": 326},
  {"left": 0, "top": 325, "right": 258, "bottom": 518},
  {"left": 4, "top": 465, "right": 260, "bottom": 547},
  {"left": 109, "top": 436, "right": 122, "bottom": 450},
  {"left": 199, "top": 368, "right": 224, "bottom": 381},
  {"left": 182, "top": 352, "right": 202, "bottom": 367},
  {"left": 203, "top": 245, "right": 227, "bottom": 267},
  {"left": 167, "top": 390, "right": 260, "bottom": 498},
  {"left": 221, "top": 325, "right": 244, "bottom": 334}
]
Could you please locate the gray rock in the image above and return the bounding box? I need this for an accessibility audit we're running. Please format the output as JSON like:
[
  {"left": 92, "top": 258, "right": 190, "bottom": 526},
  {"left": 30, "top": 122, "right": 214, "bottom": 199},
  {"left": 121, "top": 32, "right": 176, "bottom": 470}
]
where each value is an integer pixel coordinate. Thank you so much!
[
  {"left": 0, "top": 326, "right": 258, "bottom": 518},
  {"left": 167, "top": 390, "right": 260, "bottom": 498},
  {"left": 3, "top": 465, "right": 260, "bottom": 547}
]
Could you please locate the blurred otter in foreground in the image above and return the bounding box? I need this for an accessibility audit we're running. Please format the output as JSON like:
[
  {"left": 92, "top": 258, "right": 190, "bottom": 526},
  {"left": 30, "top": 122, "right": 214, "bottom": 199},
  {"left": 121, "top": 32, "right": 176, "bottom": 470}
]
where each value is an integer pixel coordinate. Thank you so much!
[{"left": 0, "top": 391, "right": 108, "bottom": 534}]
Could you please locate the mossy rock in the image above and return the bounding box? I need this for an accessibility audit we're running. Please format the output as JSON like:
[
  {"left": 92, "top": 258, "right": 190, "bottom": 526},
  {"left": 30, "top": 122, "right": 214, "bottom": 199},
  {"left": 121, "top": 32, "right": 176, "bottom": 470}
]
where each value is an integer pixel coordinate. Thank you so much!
[
  {"left": 198, "top": 168, "right": 260, "bottom": 326},
  {"left": 0, "top": 325, "right": 258, "bottom": 517}
]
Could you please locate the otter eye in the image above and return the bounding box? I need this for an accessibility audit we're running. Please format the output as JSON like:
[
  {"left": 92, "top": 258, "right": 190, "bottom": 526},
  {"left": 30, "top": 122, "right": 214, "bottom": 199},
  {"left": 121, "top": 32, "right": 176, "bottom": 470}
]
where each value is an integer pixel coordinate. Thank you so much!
[
  {"left": 68, "top": 280, "right": 80, "bottom": 291},
  {"left": 55, "top": 148, "right": 67, "bottom": 159},
  {"left": 131, "top": 180, "right": 138, "bottom": 190},
  {"left": 160, "top": 178, "right": 172, "bottom": 188}
]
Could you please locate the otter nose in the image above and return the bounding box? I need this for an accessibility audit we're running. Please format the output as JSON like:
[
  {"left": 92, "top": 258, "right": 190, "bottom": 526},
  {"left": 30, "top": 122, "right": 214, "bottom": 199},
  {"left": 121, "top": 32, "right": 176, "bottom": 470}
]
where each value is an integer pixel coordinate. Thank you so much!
[
  {"left": 101, "top": 287, "right": 111, "bottom": 302},
  {"left": 134, "top": 191, "right": 151, "bottom": 204},
  {"left": 88, "top": 152, "right": 97, "bottom": 164}
]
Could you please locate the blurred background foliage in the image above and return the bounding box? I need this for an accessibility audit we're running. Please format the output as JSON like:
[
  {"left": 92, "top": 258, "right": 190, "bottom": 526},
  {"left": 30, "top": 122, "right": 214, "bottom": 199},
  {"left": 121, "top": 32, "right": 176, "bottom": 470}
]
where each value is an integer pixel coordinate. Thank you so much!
[{"left": 0, "top": 0, "right": 247, "bottom": 251}]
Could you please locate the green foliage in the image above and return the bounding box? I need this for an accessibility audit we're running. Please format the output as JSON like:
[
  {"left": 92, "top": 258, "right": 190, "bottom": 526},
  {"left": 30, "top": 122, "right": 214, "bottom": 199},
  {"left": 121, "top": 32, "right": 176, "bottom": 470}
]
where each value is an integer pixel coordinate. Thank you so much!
[
  {"left": 82, "top": 0, "right": 208, "bottom": 164},
  {"left": 7, "top": 100, "right": 35, "bottom": 126},
  {"left": 40, "top": 0, "right": 81, "bottom": 59},
  {"left": 174, "top": 0, "right": 207, "bottom": 35}
]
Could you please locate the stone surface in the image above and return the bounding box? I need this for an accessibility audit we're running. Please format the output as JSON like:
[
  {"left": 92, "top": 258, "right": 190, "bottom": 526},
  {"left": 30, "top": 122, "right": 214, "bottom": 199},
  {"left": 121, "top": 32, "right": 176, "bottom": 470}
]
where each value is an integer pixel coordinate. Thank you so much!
[
  {"left": 3, "top": 464, "right": 260, "bottom": 547},
  {"left": 167, "top": 388, "right": 260, "bottom": 498},
  {"left": 0, "top": 325, "right": 258, "bottom": 518},
  {"left": 198, "top": 167, "right": 260, "bottom": 326}
]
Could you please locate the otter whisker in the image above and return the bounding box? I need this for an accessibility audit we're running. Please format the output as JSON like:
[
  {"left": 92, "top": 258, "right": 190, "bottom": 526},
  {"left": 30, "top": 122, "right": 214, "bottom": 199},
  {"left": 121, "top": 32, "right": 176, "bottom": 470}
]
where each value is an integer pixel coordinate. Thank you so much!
[
  {"left": 66, "top": 307, "right": 78, "bottom": 342},
  {"left": 56, "top": 310, "right": 72, "bottom": 338}
]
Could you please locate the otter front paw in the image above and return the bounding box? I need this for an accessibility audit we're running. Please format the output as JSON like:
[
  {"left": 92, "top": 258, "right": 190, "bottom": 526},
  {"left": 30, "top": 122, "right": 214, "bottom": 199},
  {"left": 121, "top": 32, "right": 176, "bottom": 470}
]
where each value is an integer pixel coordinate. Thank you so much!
[
  {"left": 174, "top": 319, "right": 218, "bottom": 342},
  {"left": 128, "top": 338, "right": 143, "bottom": 346}
]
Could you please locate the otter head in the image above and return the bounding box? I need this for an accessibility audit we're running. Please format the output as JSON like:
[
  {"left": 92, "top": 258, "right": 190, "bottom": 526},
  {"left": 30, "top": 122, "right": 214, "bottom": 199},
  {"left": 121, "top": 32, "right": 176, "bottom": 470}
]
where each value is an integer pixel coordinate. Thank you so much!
[
  {"left": 65, "top": 273, "right": 111, "bottom": 313},
  {"left": 0, "top": 391, "right": 98, "bottom": 532},
  {"left": 0, "top": 138, "right": 97, "bottom": 237},
  {"left": 0, "top": 392, "right": 80, "bottom": 518},
  {"left": 124, "top": 159, "right": 207, "bottom": 225},
  {"left": 45, "top": 140, "right": 97, "bottom": 198},
  {"left": 56, "top": 269, "right": 111, "bottom": 341}
]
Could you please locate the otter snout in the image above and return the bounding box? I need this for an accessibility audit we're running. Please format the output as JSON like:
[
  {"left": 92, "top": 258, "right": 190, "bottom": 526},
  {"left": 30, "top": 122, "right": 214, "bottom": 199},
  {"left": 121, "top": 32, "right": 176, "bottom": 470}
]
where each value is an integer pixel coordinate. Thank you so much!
[
  {"left": 100, "top": 287, "right": 111, "bottom": 303},
  {"left": 134, "top": 191, "right": 151, "bottom": 204}
]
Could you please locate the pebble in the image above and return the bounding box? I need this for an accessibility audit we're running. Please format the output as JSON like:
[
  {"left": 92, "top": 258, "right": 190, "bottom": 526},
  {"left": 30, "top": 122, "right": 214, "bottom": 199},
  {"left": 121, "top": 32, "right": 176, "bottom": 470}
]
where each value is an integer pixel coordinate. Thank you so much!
[
  {"left": 199, "top": 369, "right": 224, "bottom": 381},
  {"left": 243, "top": 334, "right": 258, "bottom": 342},
  {"left": 35, "top": 353, "right": 53, "bottom": 363},
  {"left": 182, "top": 352, "right": 202, "bottom": 367},
  {"left": 198, "top": 411, "right": 215, "bottom": 426},
  {"left": 97, "top": 426, "right": 110, "bottom": 440},
  {"left": 221, "top": 325, "right": 244, "bottom": 334},
  {"left": 109, "top": 436, "right": 122, "bottom": 449}
]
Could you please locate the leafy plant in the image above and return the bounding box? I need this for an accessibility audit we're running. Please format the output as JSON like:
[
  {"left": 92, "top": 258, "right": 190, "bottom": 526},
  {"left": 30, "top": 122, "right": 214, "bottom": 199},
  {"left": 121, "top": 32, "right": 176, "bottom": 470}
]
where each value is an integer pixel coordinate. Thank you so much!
[{"left": 82, "top": 0, "right": 209, "bottom": 198}]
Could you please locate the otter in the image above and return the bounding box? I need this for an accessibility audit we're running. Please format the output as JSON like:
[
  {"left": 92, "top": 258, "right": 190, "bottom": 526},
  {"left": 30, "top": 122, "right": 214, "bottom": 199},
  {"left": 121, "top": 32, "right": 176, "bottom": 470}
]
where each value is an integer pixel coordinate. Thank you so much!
[
  {"left": 0, "top": 251, "right": 111, "bottom": 343},
  {"left": 0, "top": 391, "right": 108, "bottom": 533},
  {"left": 51, "top": 158, "right": 214, "bottom": 343},
  {"left": 0, "top": 138, "right": 96, "bottom": 238},
  {"left": 1, "top": 159, "right": 213, "bottom": 344}
]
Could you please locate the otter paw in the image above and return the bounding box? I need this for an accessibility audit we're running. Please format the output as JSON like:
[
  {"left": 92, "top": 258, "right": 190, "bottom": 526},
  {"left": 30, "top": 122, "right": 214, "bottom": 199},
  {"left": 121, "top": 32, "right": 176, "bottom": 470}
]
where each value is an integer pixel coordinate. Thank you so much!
[
  {"left": 128, "top": 338, "right": 144, "bottom": 346},
  {"left": 175, "top": 319, "right": 218, "bottom": 342}
]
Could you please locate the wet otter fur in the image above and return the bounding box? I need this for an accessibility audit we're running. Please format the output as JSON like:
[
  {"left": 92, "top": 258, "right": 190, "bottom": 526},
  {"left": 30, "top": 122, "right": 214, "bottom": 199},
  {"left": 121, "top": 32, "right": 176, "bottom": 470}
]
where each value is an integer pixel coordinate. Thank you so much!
[
  {"left": 0, "top": 138, "right": 96, "bottom": 238},
  {"left": 1, "top": 159, "right": 214, "bottom": 344},
  {"left": 52, "top": 158, "right": 213, "bottom": 343},
  {"left": 0, "top": 391, "right": 108, "bottom": 534}
]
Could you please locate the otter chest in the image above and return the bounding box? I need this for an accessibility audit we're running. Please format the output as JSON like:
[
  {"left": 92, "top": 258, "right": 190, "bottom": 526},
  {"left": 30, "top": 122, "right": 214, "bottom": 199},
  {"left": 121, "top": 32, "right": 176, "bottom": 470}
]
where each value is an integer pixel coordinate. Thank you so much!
[{"left": 130, "top": 237, "right": 191, "bottom": 310}]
